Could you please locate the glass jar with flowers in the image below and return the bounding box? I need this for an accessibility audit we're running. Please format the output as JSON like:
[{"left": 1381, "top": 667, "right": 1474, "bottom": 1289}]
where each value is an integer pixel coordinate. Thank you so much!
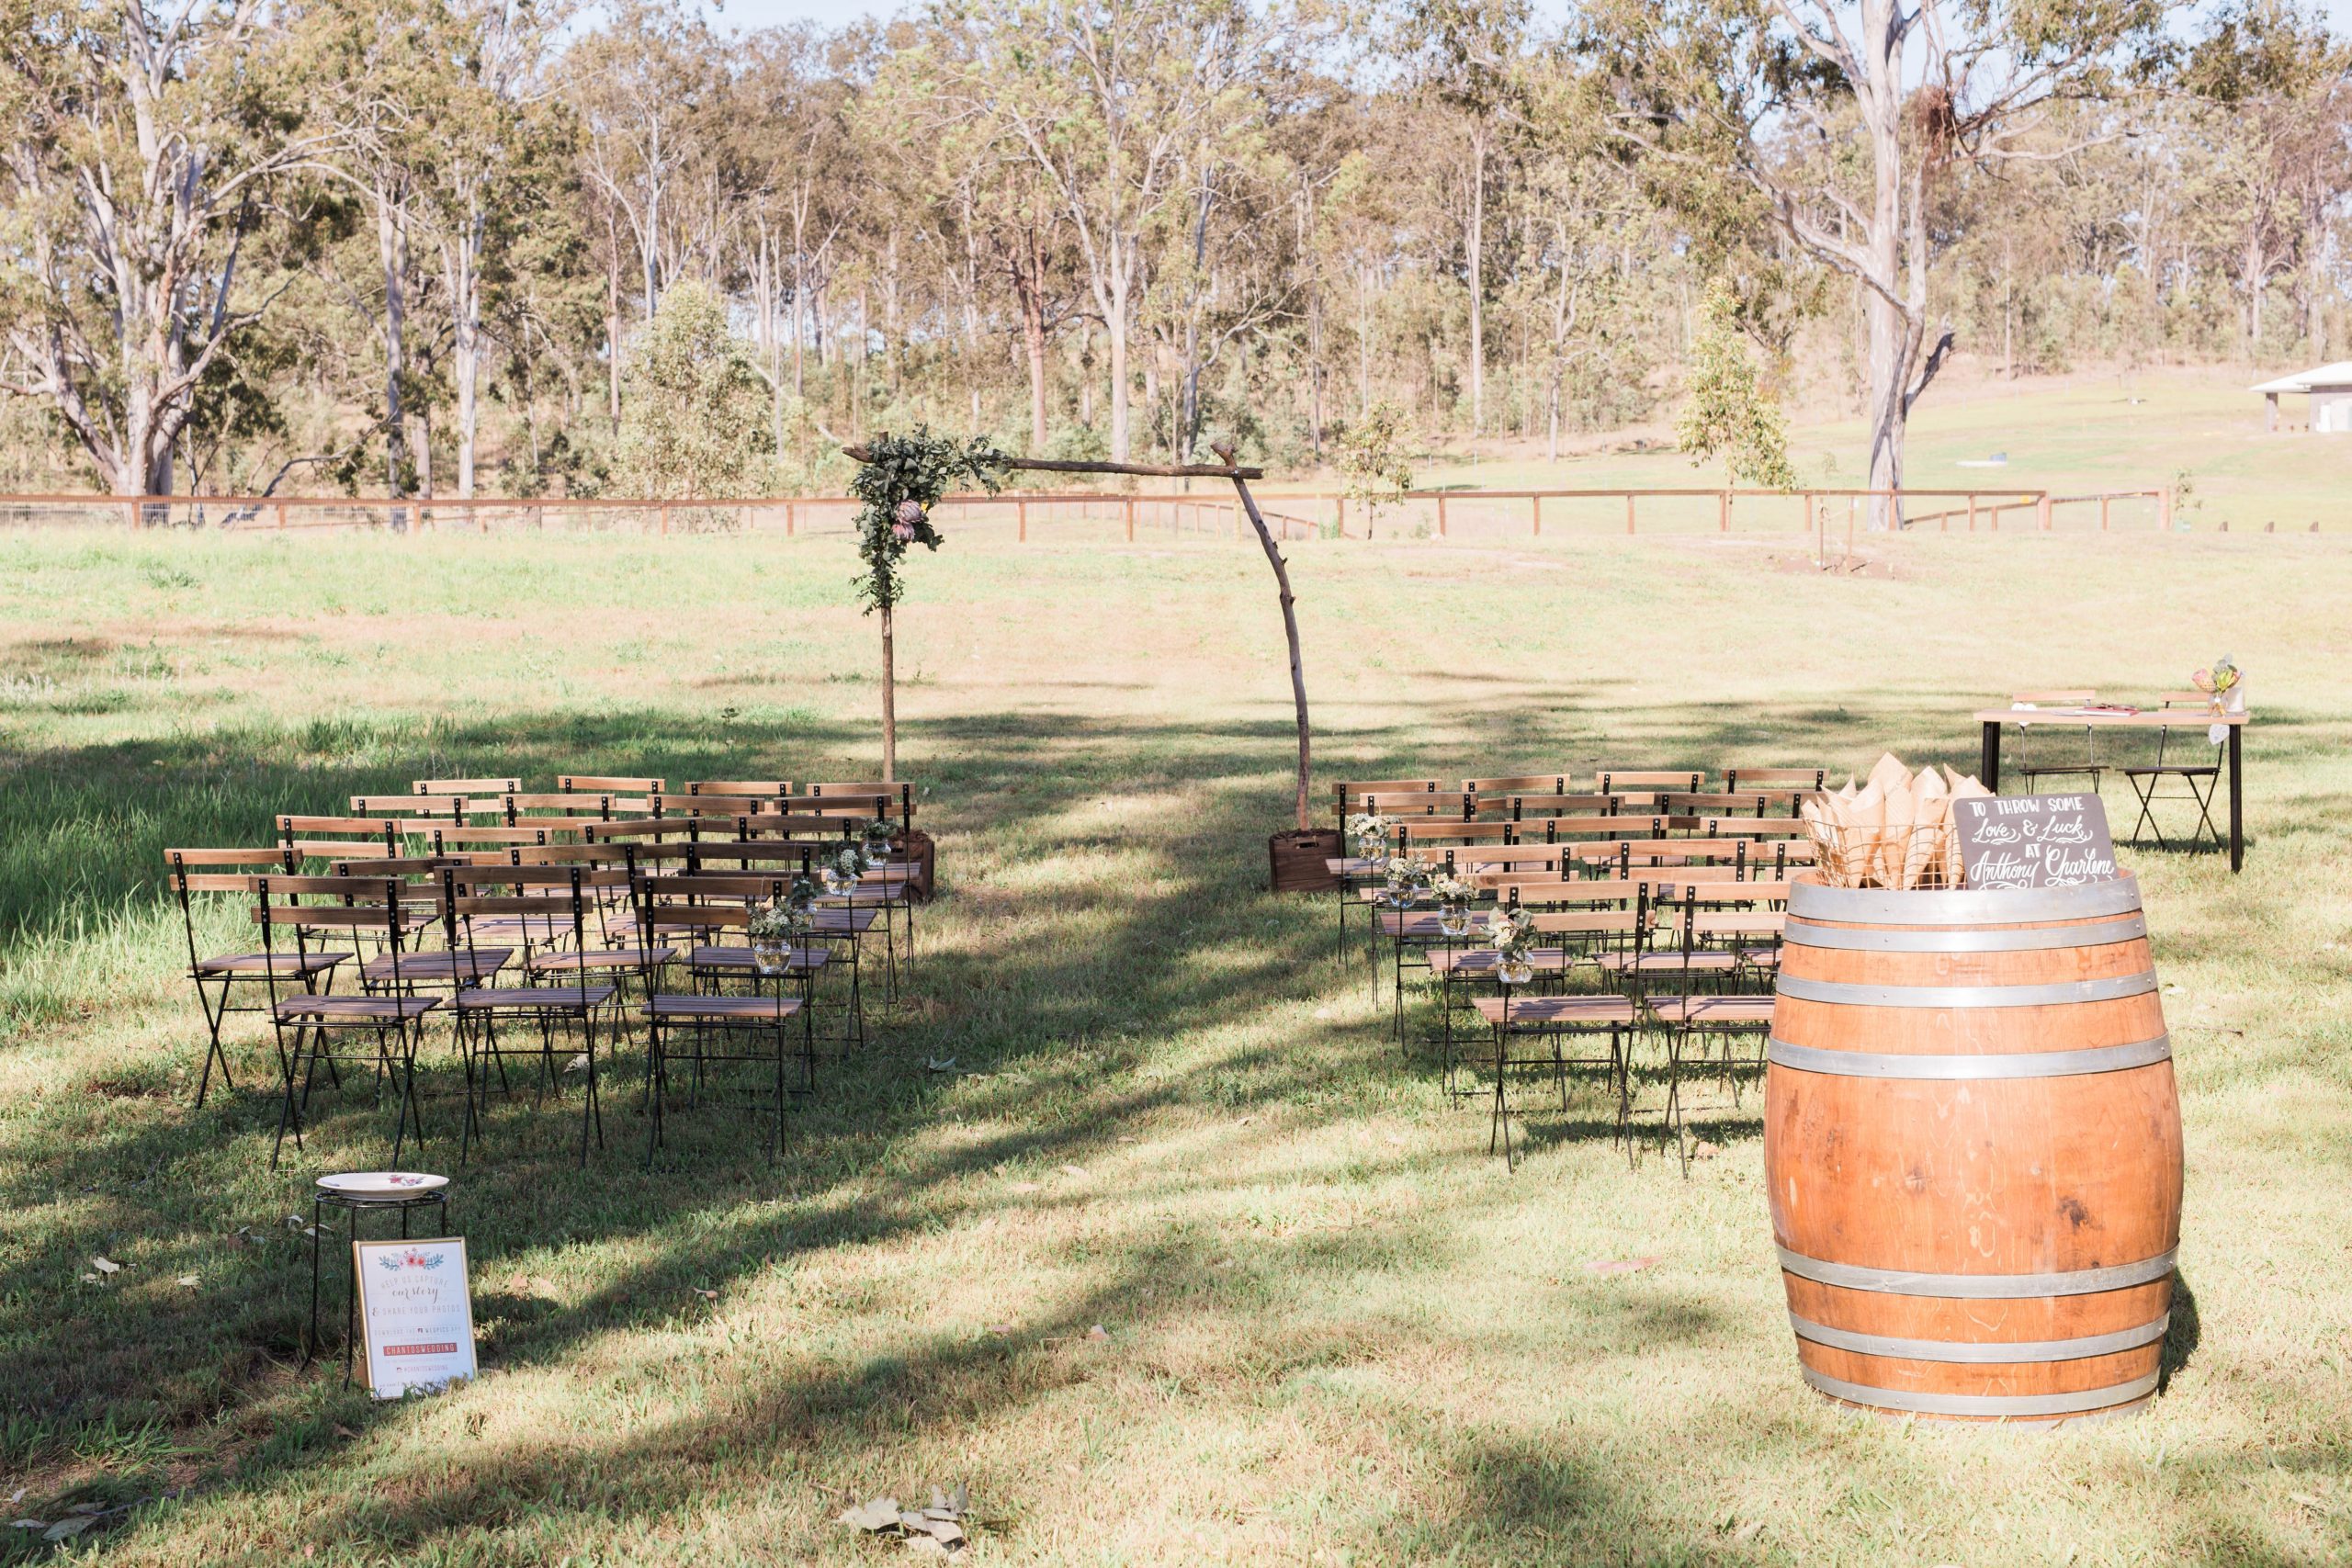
[
  {"left": 745, "top": 897, "right": 808, "bottom": 976},
  {"left": 2191, "top": 655, "right": 2243, "bottom": 717},
  {"left": 1431, "top": 874, "right": 1476, "bottom": 936},
  {"left": 1484, "top": 905, "right": 1540, "bottom": 987},
  {"left": 1378, "top": 855, "right": 1433, "bottom": 908},
  {"left": 1345, "top": 809, "right": 1394, "bottom": 866},
  {"left": 860, "top": 815, "right": 898, "bottom": 854},
  {"left": 820, "top": 841, "right": 873, "bottom": 896}
]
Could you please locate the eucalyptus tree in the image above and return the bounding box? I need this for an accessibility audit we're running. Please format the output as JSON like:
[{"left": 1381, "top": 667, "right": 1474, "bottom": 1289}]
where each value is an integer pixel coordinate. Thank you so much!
[
  {"left": 1589, "top": 0, "right": 2170, "bottom": 529},
  {"left": 0, "top": 0, "right": 349, "bottom": 499}
]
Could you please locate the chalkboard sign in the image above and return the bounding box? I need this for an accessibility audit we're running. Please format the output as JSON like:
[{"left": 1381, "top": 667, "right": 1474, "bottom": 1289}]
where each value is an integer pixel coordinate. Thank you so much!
[{"left": 1952, "top": 795, "right": 2120, "bottom": 890}]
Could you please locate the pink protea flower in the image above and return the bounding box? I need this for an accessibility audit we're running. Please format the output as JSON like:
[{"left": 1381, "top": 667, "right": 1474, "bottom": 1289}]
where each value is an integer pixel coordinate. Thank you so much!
[{"left": 891, "top": 499, "right": 924, "bottom": 541}]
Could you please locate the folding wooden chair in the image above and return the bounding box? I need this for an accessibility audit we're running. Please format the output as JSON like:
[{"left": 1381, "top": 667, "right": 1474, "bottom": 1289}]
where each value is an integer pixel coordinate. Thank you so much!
[
  {"left": 437, "top": 866, "right": 624, "bottom": 1165},
  {"left": 251, "top": 875, "right": 441, "bottom": 1168},
  {"left": 1470, "top": 990, "right": 1638, "bottom": 1170},
  {"left": 807, "top": 781, "right": 916, "bottom": 827},
  {"left": 631, "top": 874, "right": 813, "bottom": 1165},
  {"left": 2122, "top": 694, "right": 2225, "bottom": 852},
  {"left": 560, "top": 774, "right": 664, "bottom": 795},
  {"left": 2008, "top": 690, "right": 2105, "bottom": 794},
  {"left": 1630, "top": 884, "right": 1781, "bottom": 1174},
  {"left": 688, "top": 780, "right": 794, "bottom": 799},
  {"left": 277, "top": 815, "right": 401, "bottom": 867},
  {"left": 166, "top": 846, "right": 327, "bottom": 1106}
]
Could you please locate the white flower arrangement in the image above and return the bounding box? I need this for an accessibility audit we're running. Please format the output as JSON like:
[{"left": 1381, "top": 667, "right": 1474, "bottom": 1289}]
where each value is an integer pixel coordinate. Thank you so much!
[
  {"left": 1483, "top": 905, "right": 1540, "bottom": 960},
  {"left": 747, "top": 897, "right": 809, "bottom": 942},
  {"left": 1430, "top": 874, "right": 1476, "bottom": 904},
  {"left": 1346, "top": 809, "right": 1394, "bottom": 859}
]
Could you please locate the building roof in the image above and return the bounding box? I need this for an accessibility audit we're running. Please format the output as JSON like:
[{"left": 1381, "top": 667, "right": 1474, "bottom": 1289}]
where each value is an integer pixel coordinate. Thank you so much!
[{"left": 2250, "top": 362, "right": 2352, "bottom": 393}]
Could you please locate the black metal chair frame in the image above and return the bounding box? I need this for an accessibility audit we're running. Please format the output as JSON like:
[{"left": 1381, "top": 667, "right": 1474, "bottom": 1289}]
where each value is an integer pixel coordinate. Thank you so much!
[
  {"left": 254, "top": 875, "right": 441, "bottom": 1169},
  {"left": 168, "top": 846, "right": 336, "bottom": 1107},
  {"left": 2123, "top": 706, "right": 2224, "bottom": 852},
  {"left": 632, "top": 874, "right": 816, "bottom": 1166}
]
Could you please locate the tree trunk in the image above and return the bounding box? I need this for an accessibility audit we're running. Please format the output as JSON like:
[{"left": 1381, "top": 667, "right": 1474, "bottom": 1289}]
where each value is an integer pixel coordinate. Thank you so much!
[
  {"left": 1106, "top": 257, "right": 1132, "bottom": 462},
  {"left": 880, "top": 602, "right": 897, "bottom": 784},
  {"left": 379, "top": 197, "right": 410, "bottom": 502},
  {"left": 1465, "top": 122, "right": 1486, "bottom": 436},
  {"left": 1230, "top": 473, "right": 1311, "bottom": 831}
]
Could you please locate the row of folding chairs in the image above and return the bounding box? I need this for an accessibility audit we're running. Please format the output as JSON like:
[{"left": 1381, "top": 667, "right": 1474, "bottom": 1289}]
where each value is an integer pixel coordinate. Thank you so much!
[{"left": 165, "top": 844, "right": 914, "bottom": 1171}]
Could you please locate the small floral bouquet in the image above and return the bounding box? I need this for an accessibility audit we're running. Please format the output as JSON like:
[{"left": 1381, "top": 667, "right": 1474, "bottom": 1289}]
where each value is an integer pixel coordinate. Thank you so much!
[
  {"left": 2191, "top": 655, "right": 2243, "bottom": 714},
  {"left": 746, "top": 897, "right": 810, "bottom": 975},
  {"left": 1431, "top": 873, "right": 1477, "bottom": 936},
  {"left": 821, "top": 841, "right": 875, "bottom": 895},
  {"left": 1379, "top": 854, "right": 1434, "bottom": 907},
  {"left": 860, "top": 815, "right": 899, "bottom": 849},
  {"left": 1346, "top": 809, "right": 1394, "bottom": 863},
  {"left": 1483, "top": 905, "right": 1543, "bottom": 984}
]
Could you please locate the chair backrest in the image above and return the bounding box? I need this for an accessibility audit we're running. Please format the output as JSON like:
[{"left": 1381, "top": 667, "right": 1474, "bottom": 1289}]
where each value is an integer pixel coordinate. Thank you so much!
[
  {"left": 1671, "top": 816, "right": 1809, "bottom": 840},
  {"left": 1394, "top": 820, "right": 1513, "bottom": 852},
  {"left": 1511, "top": 815, "right": 1669, "bottom": 843},
  {"left": 1660, "top": 792, "right": 1772, "bottom": 818},
  {"left": 501, "top": 793, "right": 623, "bottom": 829},
  {"left": 1337, "top": 779, "right": 1439, "bottom": 821},
  {"left": 1477, "top": 793, "right": 1623, "bottom": 819},
  {"left": 249, "top": 874, "right": 413, "bottom": 991},
  {"left": 1360, "top": 790, "right": 1476, "bottom": 818},
  {"left": 649, "top": 791, "right": 785, "bottom": 818},
  {"left": 560, "top": 774, "right": 664, "bottom": 793},
  {"left": 439, "top": 864, "right": 618, "bottom": 981},
  {"left": 630, "top": 873, "right": 803, "bottom": 965},
  {"left": 427, "top": 825, "right": 552, "bottom": 853},
  {"left": 690, "top": 779, "right": 794, "bottom": 797},
  {"left": 1722, "top": 767, "right": 1827, "bottom": 794},
  {"left": 1593, "top": 769, "right": 1703, "bottom": 794},
  {"left": 349, "top": 795, "right": 469, "bottom": 819},
  {"left": 165, "top": 847, "right": 296, "bottom": 968},
  {"left": 414, "top": 776, "right": 520, "bottom": 796},
  {"left": 1491, "top": 875, "right": 1642, "bottom": 908},
  {"left": 1462, "top": 773, "right": 1576, "bottom": 796},
  {"left": 277, "top": 815, "right": 401, "bottom": 863},
  {"left": 808, "top": 782, "right": 915, "bottom": 823}
]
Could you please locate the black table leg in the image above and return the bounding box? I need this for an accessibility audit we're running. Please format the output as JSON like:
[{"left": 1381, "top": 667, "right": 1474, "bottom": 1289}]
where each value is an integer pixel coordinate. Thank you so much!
[
  {"left": 2228, "top": 722, "right": 2243, "bottom": 873},
  {"left": 1981, "top": 720, "right": 2002, "bottom": 793}
]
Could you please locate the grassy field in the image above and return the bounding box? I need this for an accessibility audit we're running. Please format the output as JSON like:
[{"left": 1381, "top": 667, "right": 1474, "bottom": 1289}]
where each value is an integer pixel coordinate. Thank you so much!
[
  {"left": 1402, "top": 363, "right": 2345, "bottom": 536},
  {"left": 2, "top": 523, "right": 2349, "bottom": 1565}
]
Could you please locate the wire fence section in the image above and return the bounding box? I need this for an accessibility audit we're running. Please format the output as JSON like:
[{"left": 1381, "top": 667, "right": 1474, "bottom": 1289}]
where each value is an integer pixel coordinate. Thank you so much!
[{"left": 0, "top": 486, "right": 2177, "bottom": 540}]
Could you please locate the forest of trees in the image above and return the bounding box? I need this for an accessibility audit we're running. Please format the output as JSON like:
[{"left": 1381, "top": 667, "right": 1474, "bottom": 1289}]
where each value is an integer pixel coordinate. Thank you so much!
[{"left": 2, "top": 0, "right": 2347, "bottom": 506}]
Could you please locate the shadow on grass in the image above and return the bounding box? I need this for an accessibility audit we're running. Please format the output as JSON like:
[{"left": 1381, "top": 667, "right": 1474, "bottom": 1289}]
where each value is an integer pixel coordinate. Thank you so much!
[{"left": 0, "top": 687, "right": 2320, "bottom": 1559}]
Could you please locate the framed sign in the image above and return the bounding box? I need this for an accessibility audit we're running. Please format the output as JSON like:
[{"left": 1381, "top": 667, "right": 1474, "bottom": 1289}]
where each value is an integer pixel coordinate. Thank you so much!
[
  {"left": 354, "top": 1237, "right": 477, "bottom": 1397},
  {"left": 1952, "top": 794, "right": 2120, "bottom": 890}
]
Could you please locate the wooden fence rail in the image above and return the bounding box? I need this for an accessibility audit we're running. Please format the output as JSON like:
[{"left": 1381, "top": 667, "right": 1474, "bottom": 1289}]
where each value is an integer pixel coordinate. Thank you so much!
[{"left": 0, "top": 486, "right": 2182, "bottom": 540}]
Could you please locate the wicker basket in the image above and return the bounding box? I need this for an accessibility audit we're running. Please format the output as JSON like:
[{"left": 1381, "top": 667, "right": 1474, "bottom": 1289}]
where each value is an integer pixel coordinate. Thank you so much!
[{"left": 1269, "top": 829, "right": 1344, "bottom": 894}]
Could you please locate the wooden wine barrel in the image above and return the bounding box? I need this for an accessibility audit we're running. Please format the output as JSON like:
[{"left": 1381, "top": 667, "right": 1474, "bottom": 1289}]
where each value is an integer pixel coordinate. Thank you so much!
[{"left": 1764, "top": 874, "right": 2182, "bottom": 1427}]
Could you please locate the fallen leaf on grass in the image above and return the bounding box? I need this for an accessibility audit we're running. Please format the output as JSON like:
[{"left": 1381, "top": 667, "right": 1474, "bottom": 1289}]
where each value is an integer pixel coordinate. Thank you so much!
[
  {"left": 333, "top": 1425, "right": 358, "bottom": 1439},
  {"left": 1058, "top": 1165, "right": 1089, "bottom": 1179},
  {"left": 43, "top": 1518, "right": 93, "bottom": 1541},
  {"left": 1584, "top": 1257, "right": 1663, "bottom": 1276},
  {"left": 7, "top": 1489, "right": 23, "bottom": 1504},
  {"left": 1086, "top": 1324, "right": 1110, "bottom": 1341},
  {"left": 984, "top": 1323, "right": 1014, "bottom": 1336},
  {"left": 2290, "top": 1493, "right": 2328, "bottom": 1514},
  {"left": 695, "top": 1289, "right": 718, "bottom": 1302},
  {"left": 1690, "top": 1140, "right": 1722, "bottom": 1160},
  {"left": 1007, "top": 1181, "right": 1041, "bottom": 1194},
  {"left": 176, "top": 1275, "right": 198, "bottom": 1289},
  {"left": 925, "top": 1057, "right": 957, "bottom": 1073},
  {"left": 1729, "top": 1519, "right": 1764, "bottom": 1544},
  {"left": 90, "top": 1257, "right": 121, "bottom": 1275},
  {"left": 563, "top": 1053, "right": 588, "bottom": 1075},
  {"left": 839, "top": 1497, "right": 902, "bottom": 1532},
  {"left": 12, "top": 1521, "right": 46, "bottom": 1531},
  {"left": 1312, "top": 1007, "right": 1334, "bottom": 1021}
]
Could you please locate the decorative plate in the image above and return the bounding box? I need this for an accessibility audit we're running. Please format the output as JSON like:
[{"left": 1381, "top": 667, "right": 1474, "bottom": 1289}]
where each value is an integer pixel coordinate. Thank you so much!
[{"left": 316, "top": 1171, "right": 449, "bottom": 1200}]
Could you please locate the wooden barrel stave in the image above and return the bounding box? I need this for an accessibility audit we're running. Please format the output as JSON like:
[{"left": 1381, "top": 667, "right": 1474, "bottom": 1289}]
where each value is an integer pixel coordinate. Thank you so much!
[{"left": 1765, "top": 874, "right": 2183, "bottom": 1425}]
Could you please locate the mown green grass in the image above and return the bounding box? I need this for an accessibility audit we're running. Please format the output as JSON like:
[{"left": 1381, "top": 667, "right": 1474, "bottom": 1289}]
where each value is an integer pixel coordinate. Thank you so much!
[{"left": 1, "top": 525, "right": 2348, "bottom": 1565}]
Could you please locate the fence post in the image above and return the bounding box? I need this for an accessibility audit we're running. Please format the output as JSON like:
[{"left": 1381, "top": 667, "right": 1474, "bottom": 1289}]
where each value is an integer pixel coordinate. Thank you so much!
[
  {"left": 786, "top": 500, "right": 796, "bottom": 536},
  {"left": 275, "top": 502, "right": 288, "bottom": 531},
  {"left": 1335, "top": 496, "right": 1345, "bottom": 538},
  {"left": 2038, "top": 494, "right": 2052, "bottom": 531},
  {"left": 1718, "top": 491, "right": 1730, "bottom": 532},
  {"left": 1125, "top": 495, "right": 1136, "bottom": 543},
  {"left": 1436, "top": 493, "right": 1448, "bottom": 536},
  {"left": 1846, "top": 497, "right": 1856, "bottom": 558},
  {"left": 1624, "top": 493, "right": 1635, "bottom": 535},
  {"left": 658, "top": 503, "right": 670, "bottom": 536},
  {"left": 1017, "top": 498, "right": 1027, "bottom": 542},
  {"left": 1532, "top": 494, "right": 1542, "bottom": 537},
  {"left": 2158, "top": 488, "right": 2174, "bottom": 531},
  {"left": 2099, "top": 494, "right": 2110, "bottom": 532}
]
